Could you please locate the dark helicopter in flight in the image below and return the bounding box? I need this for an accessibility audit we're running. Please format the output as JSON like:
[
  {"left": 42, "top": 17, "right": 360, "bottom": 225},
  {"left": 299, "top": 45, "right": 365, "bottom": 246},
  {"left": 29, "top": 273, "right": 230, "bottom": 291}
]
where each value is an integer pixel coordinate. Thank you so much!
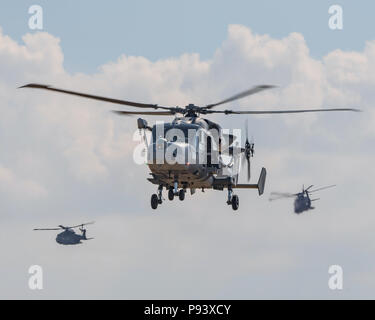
[
  {"left": 34, "top": 222, "right": 94, "bottom": 245},
  {"left": 269, "top": 185, "right": 336, "bottom": 214},
  {"left": 20, "top": 83, "right": 359, "bottom": 211}
]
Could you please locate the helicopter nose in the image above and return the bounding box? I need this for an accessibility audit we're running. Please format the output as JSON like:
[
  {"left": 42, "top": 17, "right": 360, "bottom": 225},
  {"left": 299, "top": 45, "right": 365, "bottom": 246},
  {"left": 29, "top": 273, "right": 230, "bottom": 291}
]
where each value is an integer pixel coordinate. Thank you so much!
[
  {"left": 167, "top": 142, "right": 188, "bottom": 164},
  {"left": 148, "top": 141, "right": 195, "bottom": 165}
]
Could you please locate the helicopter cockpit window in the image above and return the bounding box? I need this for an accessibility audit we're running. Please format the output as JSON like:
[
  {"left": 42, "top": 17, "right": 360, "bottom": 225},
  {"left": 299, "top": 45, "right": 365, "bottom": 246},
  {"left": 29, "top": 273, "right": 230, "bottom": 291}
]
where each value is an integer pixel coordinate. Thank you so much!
[
  {"left": 152, "top": 124, "right": 200, "bottom": 143},
  {"left": 196, "top": 129, "right": 206, "bottom": 153}
]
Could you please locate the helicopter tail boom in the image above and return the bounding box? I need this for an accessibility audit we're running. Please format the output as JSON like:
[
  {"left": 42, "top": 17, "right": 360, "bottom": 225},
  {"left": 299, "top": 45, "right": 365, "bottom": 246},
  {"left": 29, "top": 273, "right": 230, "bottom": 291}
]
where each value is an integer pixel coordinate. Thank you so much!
[{"left": 232, "top": 167, "right": 267, "bottom": 195}]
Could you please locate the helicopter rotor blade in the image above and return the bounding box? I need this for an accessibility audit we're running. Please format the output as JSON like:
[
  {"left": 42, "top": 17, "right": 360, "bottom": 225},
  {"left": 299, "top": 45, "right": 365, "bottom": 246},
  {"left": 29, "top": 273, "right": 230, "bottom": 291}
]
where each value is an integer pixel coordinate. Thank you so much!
[
  {"left": 222, "top": 133, "right": 237, "bottom": 147},
  {"left": 246, "top": 156, "right": 251, "bottom": 181},
  {"left": 308, "top": 185, "right": 336, "bottom": 193},
  {"left": 205, "top": 85, "right": 276, "bottom": 109},
  {"left": 305, "top": 185, "right": 314, "bottom": 192},
  {"left": 20, "top": 84, "right": 362, "bottom": 116},
  {"left": 245, "top": 118, "right": 249, "bottom": 139},
  {"left": 242, "top": 119, "right": 253, "bottom": 181},
  {"left": 66, "top": 221, "right": 95, "bottom": 229},
  {"left": 269, "top": 192, "right": 297, "bottom": 201},
  {"left": 33, "top": 228, "right": 62, "bottom": 231},
  {"left": 243, "top": 147, "right": 251, "bottom": 181},
  {"left": 19, "top": 84, "right": 173, "bottom": 111},
  {"left": 241, "top": 150, "right": 251, "bottom": 181},
  {"left": 112, "top": 110, "right": 175, "bottom": 116},
  {"left": 206, "top": 108, "right": 361, "bottom": 115}
]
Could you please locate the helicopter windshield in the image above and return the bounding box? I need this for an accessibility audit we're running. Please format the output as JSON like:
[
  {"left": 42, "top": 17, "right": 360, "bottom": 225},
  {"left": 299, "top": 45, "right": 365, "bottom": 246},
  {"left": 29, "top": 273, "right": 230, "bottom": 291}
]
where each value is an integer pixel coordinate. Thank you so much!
[{"left": 152, "top": 123, "right": 200, "bottom": 144}]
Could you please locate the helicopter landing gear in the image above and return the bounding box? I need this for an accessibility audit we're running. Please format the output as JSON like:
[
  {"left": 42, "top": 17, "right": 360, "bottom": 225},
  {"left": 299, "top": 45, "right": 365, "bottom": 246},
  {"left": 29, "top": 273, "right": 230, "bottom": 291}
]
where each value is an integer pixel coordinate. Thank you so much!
[
  {"left": 169, "top": 180, "right": 185, "bottom": 201},
  {"left": 158, "top": 185, "right": 163, "bottom": 204},
  {"left": 151, "top": 185, "right": 164, "bottom": 210},
  {"left": 179, "top": 189, "right": 185, "bottom": 201},
  {"left": 227, "top": 187, "right": 239, "bottom": 211},
  {"left": 151, "top": 194, "right": 158, "bottom": 210},
  {"left": 231, "top": 195, "right": 239, "bottom": 211},
  {"left": 227, "top": 188, "right": 233, "bottom": 205},
  {"left": 168, "top": 187, "right": 174, "bottom": 201},
  {"left": 173, "top": 181, "right": 179, "bottom": 195}
]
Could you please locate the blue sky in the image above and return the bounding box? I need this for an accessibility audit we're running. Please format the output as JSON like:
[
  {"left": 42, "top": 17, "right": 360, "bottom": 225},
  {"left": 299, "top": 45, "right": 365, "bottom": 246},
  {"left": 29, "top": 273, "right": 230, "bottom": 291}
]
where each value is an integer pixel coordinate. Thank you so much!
[{"left": 1, "top": 0, "right": 374, "bottom": 73}]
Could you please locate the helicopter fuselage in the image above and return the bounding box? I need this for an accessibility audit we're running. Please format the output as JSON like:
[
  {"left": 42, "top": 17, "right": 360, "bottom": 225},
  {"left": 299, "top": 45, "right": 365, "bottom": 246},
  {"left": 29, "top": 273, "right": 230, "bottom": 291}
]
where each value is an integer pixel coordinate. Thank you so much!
[
  {"left": 294, "top": 193, "right": 313, "bottom": 214},
  {"left": 145, "top": 116, "right": 239, "bottom": 190},
  {"left": 56, "top": 229, "right": 86, "bottom": 245}
]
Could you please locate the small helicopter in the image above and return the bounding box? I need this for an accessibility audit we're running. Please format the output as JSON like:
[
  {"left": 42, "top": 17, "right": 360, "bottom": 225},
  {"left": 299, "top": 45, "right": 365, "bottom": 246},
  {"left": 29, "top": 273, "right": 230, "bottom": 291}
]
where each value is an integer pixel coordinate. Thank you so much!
[
  {"left": 33, "top": 222, "right": 95, "bottom": 245},
  {"left": 269, "top": 185, "right": 336, "bottom": 214},
  {"left": 20, "top": 83, "right": 359, "bottom": 211}
]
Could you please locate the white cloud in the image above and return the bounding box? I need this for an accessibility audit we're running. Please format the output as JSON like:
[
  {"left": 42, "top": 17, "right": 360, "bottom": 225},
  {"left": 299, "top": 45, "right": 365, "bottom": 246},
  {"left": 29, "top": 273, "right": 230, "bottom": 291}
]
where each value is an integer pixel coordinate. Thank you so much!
[{"left": 0, "top": 164, "right": 47, "bottom": 199}]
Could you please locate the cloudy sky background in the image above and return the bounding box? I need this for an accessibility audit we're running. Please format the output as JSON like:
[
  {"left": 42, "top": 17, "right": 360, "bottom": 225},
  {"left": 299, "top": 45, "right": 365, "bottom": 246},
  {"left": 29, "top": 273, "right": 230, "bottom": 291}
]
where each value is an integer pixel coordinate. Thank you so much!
[{"left": 0, "top": 1, "right": 374, "bottom": 299}]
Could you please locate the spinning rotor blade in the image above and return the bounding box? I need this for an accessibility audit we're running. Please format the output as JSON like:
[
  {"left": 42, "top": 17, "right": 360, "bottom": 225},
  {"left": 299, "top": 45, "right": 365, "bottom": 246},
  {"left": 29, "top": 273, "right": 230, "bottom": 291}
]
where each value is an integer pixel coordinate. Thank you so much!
[
  {"left": 305, "top": 185, "right": 314, "bottom": 192},
  {"left": 246, "top": 157, "right": 251, "bottom": 181},
  {"left": 206, "top": 108, "right": 361, "bottom": 115},
  {"left": 205, "top": 85, "right": 276, "bottom": 109},
  {"left": 112, "top": 110, "right": 175, "bottom": 116},
  {"left": 241, "top": 150, "right": 251, "bottom": 181},
  {"left": 34, "top": 228, "right": 61, "bottom": 231},
  {"left": 241, "top": 118, "right": 253, "bottom": 181},
  {"left": 241, "top": 144, "right": 251, "bottom": 181},
  {"left": 269, "top": 192, "right": 297, "bottom": 201},
  {"left": 21, "top": 83, "right": 361, "bottom": 117},
  {"left": 245, "top": 118, "right": 249, "bottom": 139},
  {"left": 308, "top": 185, "right": 336, "bottom": 193},
  {"left": 20, "top": 84, "right": 172, "bottom": 110},
  {"left": 222, "top": 133, "right": 237, "bottom": 147},
  {"left": 67, "top": 222, "right": 95, "bottom": 229}
]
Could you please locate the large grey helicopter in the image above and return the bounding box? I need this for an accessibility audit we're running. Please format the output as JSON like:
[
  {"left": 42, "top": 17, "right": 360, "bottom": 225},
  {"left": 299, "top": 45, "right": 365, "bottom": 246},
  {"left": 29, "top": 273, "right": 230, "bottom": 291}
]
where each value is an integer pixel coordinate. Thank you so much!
[
  {"left": 20, "top": 83, "right": 359, "bottom": 211},
  {"left": 269, "top": 185, "right": 336, "bottom": 214},
  {"left": 33, "top": 222, "right": 94, "bottom": 245}
]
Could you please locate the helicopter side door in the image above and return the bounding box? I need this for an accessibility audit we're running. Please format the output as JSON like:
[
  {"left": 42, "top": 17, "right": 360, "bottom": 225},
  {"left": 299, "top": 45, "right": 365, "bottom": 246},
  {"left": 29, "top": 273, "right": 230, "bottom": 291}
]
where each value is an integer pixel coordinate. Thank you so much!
[
  {"left": 219, "top": 134, "right": 241, "bottom": 183},
  {"left": 196, "top": 129, "right": 220, "bottom": 169}
]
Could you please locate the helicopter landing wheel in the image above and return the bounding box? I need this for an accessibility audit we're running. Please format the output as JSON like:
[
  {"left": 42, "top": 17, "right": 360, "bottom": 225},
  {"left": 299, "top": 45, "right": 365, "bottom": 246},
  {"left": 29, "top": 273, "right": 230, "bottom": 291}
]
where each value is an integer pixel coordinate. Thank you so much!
[
  {"left": 168, "top": 188, "right": 174, "bottom": 201},
  {"left": 231, "top": 195, "right": 239, "bottom": 211},
  {"left": 179, "top": 189, "right": 185, "bottom": 201},
  {"left": 151, "top": 194, "right": 159, "bottom": 210}
]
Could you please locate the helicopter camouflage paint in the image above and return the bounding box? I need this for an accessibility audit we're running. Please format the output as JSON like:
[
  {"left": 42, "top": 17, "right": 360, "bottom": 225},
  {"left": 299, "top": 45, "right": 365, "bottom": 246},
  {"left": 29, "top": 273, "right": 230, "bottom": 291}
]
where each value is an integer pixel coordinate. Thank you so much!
[{"left": 20, "top": 83, "right": 358, "bottom": 211}]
